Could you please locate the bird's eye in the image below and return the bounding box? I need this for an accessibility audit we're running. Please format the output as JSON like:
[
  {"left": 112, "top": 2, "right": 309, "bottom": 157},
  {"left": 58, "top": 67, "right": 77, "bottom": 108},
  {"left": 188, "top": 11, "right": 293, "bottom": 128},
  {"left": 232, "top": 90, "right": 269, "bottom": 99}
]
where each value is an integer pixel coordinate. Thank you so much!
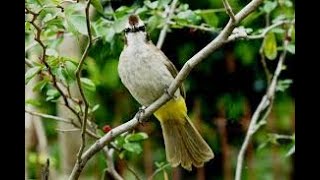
[
  {"left": 124, "top": 28, "right": 131, "bottom": 33},
  {"left": 138, "top": 26, "right": 145, "bottom": 32}
]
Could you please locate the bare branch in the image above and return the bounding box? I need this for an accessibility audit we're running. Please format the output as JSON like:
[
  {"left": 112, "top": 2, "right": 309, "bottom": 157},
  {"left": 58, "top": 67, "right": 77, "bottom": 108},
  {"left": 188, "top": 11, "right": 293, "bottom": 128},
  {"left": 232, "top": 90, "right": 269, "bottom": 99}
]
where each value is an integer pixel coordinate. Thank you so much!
[
  {"left": 25, "top": 109, "right": 73, "bottom": 124},
  {"left": 222, "top": 0, "right": 236, "bottom": 22},
  {"left": 103, "top": 147, "right": 124, "bottom": 180},
  {"left": 68, "top": 0, "right": 264, "bottom": 179},
  {"left": 168, "top": 20, "right": 216, "bottom": 32},
  {"left": 156, "top": 0, "right": 179, "bottom": 49},
  {"left": 25, "top": 109, "right": 100, "bottom": 139},
  {"left": 234, "top": 20, "right": 293, "bottom": 180},
  {"left": 75, "top": 0, "right": 93, "bottom": 163},
  {"left": 56, "top": 128, "right": 81, "bottom": 132}
]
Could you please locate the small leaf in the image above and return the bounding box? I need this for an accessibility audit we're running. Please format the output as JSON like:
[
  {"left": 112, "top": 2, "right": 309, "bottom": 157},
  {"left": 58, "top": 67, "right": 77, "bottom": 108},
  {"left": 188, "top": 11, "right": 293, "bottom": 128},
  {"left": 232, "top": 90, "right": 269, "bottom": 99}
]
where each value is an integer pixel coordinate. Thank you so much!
[
  {"left": 123, "top": 142, "right": 143, "bottom": 154},
  {"left": 32, "top": 79, "right": 48, "bottom": 91},
  {"left": 197, "top": 11, "right": 219, "bottom": 27},
  {"left": 263, "top": 32, "right": 278, "bottom": 60},
  {"left": 81, "top": 77, "right": 96, "bottom": 92},
  {"left": 113, "top": 15, "right": 129, "bottom": 33},
  {"left": 25, "top": 66, "right": 41, "bottom": 85},
  {"left": 25, "top": 99, "right": 41, "bottom": 107},
  {"left": 125, "top": 132, "right": 149, "bottom": 142},
  {"left": 176, "top": 10, "right": 199, "bottom": 24},
  {"left": 286, "top": 44, "right": 295, "bottom": 54},
  {"left": 68, "top": 15, "right": 88, "bottom": 35},
  {"left": 46, "top": 89, "right": 60, "bottom": 101},
  {"left": 91, "top": 0, "right": 104, "bottom": 14},
  {"left": 114, "top": 135, "right": 125, "bottom": 148},
  {"left": 144, "top": 0, "right": 158, "bottom": 9},
  {"left": 158, "top": 0, "right": 170, "bottom": 7},
  {"left": 91, "top": 104, "right": 100, "bottom": 112},
  {"left": 263, "top": 1, "right": 277, "bottom": 13},
  {"left": 276, "top": 79, "right": 293, "bottom": 92}
]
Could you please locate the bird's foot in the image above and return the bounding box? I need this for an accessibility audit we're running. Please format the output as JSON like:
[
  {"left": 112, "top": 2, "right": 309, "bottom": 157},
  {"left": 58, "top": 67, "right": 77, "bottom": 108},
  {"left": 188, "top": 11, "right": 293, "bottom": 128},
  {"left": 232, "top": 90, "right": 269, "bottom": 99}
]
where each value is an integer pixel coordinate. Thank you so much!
[{"left": 135, "top": 106, "right": 147, "bottom": 124}]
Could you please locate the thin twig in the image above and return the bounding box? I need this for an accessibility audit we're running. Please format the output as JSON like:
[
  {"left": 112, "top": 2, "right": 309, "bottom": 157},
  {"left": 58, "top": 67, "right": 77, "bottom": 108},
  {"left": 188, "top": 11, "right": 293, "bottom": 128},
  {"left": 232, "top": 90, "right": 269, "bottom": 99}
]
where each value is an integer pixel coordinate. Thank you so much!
[
  {"left": 56, "top": 128, "right": 81, "bottom": 132},
  {"left": 25, "top": 109, "right": 73, "bottom": 124},
  {"left": 68, "top": 0, "right": 264, "bottom": 179},
  {"left": 25, "top": 58, "right": 33, "bottom": 68},
  {"left": 25, "top": 109, "right": 100, "bottom": 139},
  {"left": 222, "top": 0, "right": 236, "bottom": 22},
  {"left": 156, "top": 0, "right": 179, "bottom": 49},
  {"left": 103, "top": 147, "right": 124, "bottom": 180},
  {"left": 235, "top": 20, "right": 293, "bottom": 180},
  {"left": 123, "top": 161, "right": 141, "bottom": 180},
  {"left": 168, "top": 20, "right": 216, "bottom": 32},
  {"left": 147, "top": 163, "right": 171, "bottom": 180},
  {"left": 75, "top": 0, "right": 93, "bottom": 163}
]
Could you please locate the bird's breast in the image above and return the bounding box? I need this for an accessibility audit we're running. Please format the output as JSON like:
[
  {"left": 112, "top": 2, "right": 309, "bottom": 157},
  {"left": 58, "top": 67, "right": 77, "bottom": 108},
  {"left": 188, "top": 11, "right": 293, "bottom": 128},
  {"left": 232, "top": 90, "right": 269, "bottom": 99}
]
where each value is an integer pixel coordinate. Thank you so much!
[{"left": 118, "top": 46, "right": 174, "bottom": 106}]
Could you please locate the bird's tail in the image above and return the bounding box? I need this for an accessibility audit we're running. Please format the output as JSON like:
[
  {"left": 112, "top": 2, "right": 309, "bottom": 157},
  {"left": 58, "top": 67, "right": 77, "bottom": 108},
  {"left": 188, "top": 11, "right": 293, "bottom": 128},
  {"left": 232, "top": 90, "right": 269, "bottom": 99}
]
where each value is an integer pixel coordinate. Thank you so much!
[{"left": 154, "top": 97, "right": 214, "bottom": 171}]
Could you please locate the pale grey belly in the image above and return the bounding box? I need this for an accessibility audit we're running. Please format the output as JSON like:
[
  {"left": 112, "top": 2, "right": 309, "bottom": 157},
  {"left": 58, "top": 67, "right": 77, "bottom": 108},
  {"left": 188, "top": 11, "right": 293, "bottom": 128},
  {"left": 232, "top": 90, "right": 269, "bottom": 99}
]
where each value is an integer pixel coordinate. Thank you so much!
[{"left": 118, "top": 57, "right": 174, "bottom": 106}]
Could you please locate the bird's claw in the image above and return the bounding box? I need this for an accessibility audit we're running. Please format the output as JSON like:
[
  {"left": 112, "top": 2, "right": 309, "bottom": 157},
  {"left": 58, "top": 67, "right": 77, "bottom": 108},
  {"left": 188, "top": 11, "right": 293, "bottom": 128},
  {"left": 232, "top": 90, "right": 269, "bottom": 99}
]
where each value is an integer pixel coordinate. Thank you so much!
[{"left": 135, "top": 106, "right": 147, "bottom": 124}]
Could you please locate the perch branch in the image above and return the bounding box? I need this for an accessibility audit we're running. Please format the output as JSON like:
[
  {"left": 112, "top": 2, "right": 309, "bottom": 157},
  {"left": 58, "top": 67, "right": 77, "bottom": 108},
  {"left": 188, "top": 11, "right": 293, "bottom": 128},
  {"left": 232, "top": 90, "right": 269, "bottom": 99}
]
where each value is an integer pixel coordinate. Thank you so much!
[
  {"left": 156, "top": 0, "right": 179, "bottom": 49},
  {"left": 68, "top": 0, "right": 264, "bottom": 179}
]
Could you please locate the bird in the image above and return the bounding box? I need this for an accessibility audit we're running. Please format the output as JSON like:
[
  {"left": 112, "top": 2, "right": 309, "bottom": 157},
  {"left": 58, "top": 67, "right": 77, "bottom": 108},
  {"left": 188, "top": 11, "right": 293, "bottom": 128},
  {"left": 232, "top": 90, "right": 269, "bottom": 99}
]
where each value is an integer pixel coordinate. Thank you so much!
[{"left": 118, "top": 14, "right": 214, "bottom": 171}]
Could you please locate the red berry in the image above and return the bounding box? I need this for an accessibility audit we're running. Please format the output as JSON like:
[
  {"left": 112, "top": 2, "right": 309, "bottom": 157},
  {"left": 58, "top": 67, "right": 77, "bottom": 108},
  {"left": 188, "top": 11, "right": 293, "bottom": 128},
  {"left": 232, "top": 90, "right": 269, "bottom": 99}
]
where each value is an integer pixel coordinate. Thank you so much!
[{"left": 102, "top": 125, "right": 112, "bottom": 133}]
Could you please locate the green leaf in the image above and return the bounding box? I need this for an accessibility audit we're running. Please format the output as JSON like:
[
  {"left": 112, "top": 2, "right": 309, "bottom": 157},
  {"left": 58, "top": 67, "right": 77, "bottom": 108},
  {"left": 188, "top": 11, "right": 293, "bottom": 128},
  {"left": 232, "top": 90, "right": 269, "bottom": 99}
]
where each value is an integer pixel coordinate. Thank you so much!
[
  {"left": 144, "top": 0, "right": 158, "bottom": 9},
  {"left": 114, "top": 135, "right": 125, "bottom": 148},
  {"left": 91, "top": 0, "right": 104, "bottom": 14},
  {"left": 67, "top": 15, "right": 88, "bottom": 35},
  {"left": 125, "top": 132, "right": 148, "bottom": 142},
  {"left": 197, "top": 11, "right": 218, "bottom": 27},
  {"left": 113, "top": 15, "right": 129, "bottom": 33},
  {"left": 33, "top": 79, "right": 49, "bottom": 91},
  {"left": 147, "top": 15, "right": 163, "bottom": 31},
  {"left": 46, "top": 89, "right": 60, "bottom": 101},
  {"left": 25, "top": 66, "right": 41, "bottom": 85},
  {"left": 263, "top": 1, "right": 278, "bottom": 13},
  {"left": 176, "top": 10, "right": 200, "bottom": 24},
  {"left": 158, "top": 0, "right": 171, "bottom": 8},
  {"left": 123, "top": 142, "right": 143, "bottom": 154},
  {"left": 276, "top": 79, "right": 293, "bottom": 92},
  {"left": 25, "top": 99, "right": 42, "bottom": 107},
  {"left": 81, "top": 78, "right": 96, "bottom": 92},
  {"left": 91, "top": 104, "right": 100, "bottom": 112},
  {"left": 263, "top": 32, "right": 278, "bottom": 60},
  {"left": 286, "top": 44, "right": 295, "bottom": 54}
]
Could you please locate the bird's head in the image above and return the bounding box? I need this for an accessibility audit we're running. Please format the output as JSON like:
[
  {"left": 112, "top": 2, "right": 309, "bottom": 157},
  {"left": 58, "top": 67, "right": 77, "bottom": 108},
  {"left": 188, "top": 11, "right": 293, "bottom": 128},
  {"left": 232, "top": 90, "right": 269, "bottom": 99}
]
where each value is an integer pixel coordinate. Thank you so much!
[{"left": 123, "top": 14, "right": 149, "bottom": 46}]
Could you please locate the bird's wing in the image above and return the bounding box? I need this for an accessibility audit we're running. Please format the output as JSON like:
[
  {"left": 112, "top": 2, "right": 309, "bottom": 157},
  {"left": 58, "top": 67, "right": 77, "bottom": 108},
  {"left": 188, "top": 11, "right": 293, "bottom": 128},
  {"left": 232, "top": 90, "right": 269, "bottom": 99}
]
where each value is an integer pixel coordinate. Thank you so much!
[{"left": 151, "top": 43, "right": 186, "bottom": 99}]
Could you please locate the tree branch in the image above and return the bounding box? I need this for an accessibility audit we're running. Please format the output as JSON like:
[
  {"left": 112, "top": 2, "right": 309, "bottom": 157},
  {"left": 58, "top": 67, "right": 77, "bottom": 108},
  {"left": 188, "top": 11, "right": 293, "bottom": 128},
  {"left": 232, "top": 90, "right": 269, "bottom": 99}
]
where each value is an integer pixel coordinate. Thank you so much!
[
  {"left": 25, "top": 7, "right": 84, "bottom": 127},
  {"left": 156, "top": 0, "right": 179, "bottom": 49},
  {"left": 25, "top": 110, "right": 100, "bottom": 139},
  {"left": 234, "top": 21, "right": 292, "bottom": 180},
  {"left": 68, "top": 0, "right": 264, "bottom": 179},
  {"left": 222, "top": 0, "right": 236, "bottom": 22},
  {"left": 103, "top": 147, "right": 124, "bottom": 180},
  {"left": 75, "top": 0, "right": 93, "bottom": 164}
]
